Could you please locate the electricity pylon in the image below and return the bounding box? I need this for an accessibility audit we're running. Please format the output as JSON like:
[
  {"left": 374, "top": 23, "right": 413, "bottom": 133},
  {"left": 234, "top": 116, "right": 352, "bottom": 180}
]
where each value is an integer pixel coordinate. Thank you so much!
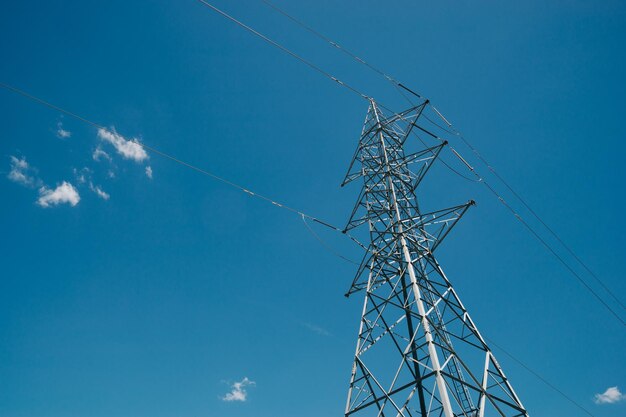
[{"left": 342, "top": 99, "right": 529, "bottom": 417}]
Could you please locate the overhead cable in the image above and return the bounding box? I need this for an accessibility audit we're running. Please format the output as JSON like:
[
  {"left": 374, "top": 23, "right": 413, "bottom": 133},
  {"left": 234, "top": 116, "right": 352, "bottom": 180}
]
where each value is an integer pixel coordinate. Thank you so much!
[
  {"left": 448, "top": 146, "right": 625, "bottom": 326},
  {"left": 255, "top": 0, "right": 624, "bottom": 321},
  {"left": 260, "top": 0, "right": 403, "bottom": 89},
  {"left": 485, "top": 336, "right": 595, "bottom": 417},
  {"left": 0, "top": 81, "right": 367, "bottom": 253},
  {"left": 194, "top": 0, "right": 371, "bottom": 102},
  {"left": 194, "top": 1, "right": 478, "bottom": 187},
  {"left": 438, "top": 114, "right": 625, "bottom": 311},
  {"left": 260, "top": 0, "right": 422, "bottom": 99},
  {"left": 302, "top": 214, "right": 360, "bottom": 266},
  {"left": 195, "top": 0, "right": 432, "bottom": 129}
]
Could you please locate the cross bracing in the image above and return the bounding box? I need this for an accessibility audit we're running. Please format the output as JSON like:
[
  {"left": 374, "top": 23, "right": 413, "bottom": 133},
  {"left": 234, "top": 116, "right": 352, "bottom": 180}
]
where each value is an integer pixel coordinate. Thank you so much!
[{"left": 343, "top": 100, "right": 529, "bottom": 417}]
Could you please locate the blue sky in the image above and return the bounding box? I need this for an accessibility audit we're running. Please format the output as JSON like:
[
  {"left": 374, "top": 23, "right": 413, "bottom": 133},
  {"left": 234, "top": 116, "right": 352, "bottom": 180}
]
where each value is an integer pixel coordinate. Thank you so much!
[{"left": 1, "top": 1, "right": 625, "bottom": 416}]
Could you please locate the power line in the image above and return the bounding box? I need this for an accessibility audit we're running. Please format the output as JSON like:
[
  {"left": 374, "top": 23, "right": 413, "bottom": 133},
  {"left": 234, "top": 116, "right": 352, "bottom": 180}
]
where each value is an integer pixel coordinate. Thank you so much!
[
  {"left": 301, "top": 214, "right": 359, "bottom": 266},
  {"left": 389, "top": 99, "right": 625, "bottom": 325},
  {"left": 194, "top": 0, "right": 371, "bottom": 102},
  {"left": 195, "top": 0, "right": 484, "bottom": 191},
  {"left": 4, "top": 3, "right": 619, "bottom": 408},
  {"left": 257, "top": 0, "right": 625, "bottom": 322},
  {"left": 165, "top": 1, "right": 626, "bottom": 405},
  {"left": 0, "top": 62, "right": 602, "bottom": 417},
  {"left": 259, "top": 0, "right": 422, "bottom": 98},
  {"left": 194, "top": 0, "right": 423, "bottom": 130},
  {"left": 402, "top": 113, "right": 625, "bottom": 324},
  {"left": 2, "top": 7, "right": 615, "bottom": 413},
  {"left": 0, "top": 81, "right": 367, "bottom": 253},
  {"left": 448, "top": 146, "right": 625, "bottom": 325},
  {"left": 485, "top": 336, "right": 595, "bottom": 417},
  {"left": 432, "top": 113, "right": 626, "bottom": 312},
  {"left": 260, "top": 0, "right": 403, "bottom": 90}
]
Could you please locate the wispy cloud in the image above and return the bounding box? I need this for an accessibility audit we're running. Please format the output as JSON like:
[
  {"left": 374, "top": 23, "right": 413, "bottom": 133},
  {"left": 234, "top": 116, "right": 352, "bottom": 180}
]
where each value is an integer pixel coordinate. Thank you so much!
[
  {"left": 594, "top": 386, "right": 626, "bottom": 404},
  {"left": 145, "top": 166, "right": 153, "bottom": 179},
  {"left": 302, "top": 322, "right": 331, "bottom": 336},
  {"left": 7, "top": 156, "right": 39, "bottom": 187},
  {"left": 73, "top": 167, "right": 92, "bottom": 185},
  {"left": 92, "top": 146, "right": 112, "bottom": 162},
  {"left": 89, "top": 182, "right": 110, "bottom": 200},
  {"left": 37, "top": 182, "right": 80, "bottom": 207},
  {"left": 222, "top": 377, "right": 255, "bottom": 402},
  {"left": 72, "top": 168, "right": 110, "bottom": 200},
  {"left": 56, "top": 121, "right": 71, "bottom": 139},
  {"left": 97, "top": 127, "right": 148, "bottom": 162}
]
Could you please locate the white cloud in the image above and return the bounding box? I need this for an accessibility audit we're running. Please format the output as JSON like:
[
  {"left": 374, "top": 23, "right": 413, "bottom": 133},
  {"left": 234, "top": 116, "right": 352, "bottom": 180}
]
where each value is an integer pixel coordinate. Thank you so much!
[
  {"left": 594, "top": 386, "right": 626, "bottom": 404},
  {"left": 37, "top": 182, "right": 80, "bottom": 208},
  {"left": 7, "top": 156, "right": 39, "bottom": 187},
  {"left": 89, "top": 182, "right": 110, "bottom": 200},
  {"left": 222, "top": 377, "right": 255, "bottom": 402},
  {"left": 303, "top": 322, "right": 330, "bottom": 336},
  {"left": 73, "top": 167, "right": 92, "bottom": 185},
  {"left": 92, "top": 146, "right": 112, "bottom": 162},
  {"left": 56, "top": 121, "right": 71, "bottom": 139},
  {"left": 145, "top": 166, "right": 153, "bottom": 179},
  {"left": 97, "top": 127, "right": 148, "bottom": 162}
]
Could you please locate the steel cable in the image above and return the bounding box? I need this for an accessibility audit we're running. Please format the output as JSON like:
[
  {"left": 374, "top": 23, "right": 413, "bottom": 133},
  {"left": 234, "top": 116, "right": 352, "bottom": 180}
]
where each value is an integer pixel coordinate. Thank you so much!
[
  {"left": 0, "top": 81, "right": 368, "bottom": 254},
  {"left": 257, "top": 0, "right": 625, "bottom": 321}
]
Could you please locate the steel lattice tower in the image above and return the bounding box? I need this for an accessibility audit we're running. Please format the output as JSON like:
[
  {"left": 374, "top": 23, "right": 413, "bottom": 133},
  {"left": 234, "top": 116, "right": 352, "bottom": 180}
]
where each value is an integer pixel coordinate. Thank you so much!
[{"left": 342, "top": 99, "right": 529, "bottom": 417}]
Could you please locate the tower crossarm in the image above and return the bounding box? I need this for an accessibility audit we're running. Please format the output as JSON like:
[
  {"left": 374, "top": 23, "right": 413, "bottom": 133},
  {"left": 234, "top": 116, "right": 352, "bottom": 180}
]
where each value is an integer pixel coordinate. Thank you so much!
[{"left": 345, "top": 201, "right": 474, "bottom": 297}]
